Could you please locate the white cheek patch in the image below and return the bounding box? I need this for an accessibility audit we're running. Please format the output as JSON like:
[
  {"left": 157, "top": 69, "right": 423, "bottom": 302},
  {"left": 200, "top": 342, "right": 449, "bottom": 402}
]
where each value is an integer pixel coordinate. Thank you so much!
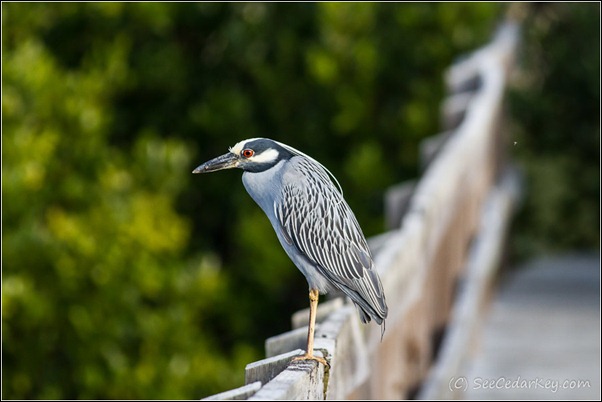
[{"left": 250, "top": 148, "right": 279, "bottom": 164}]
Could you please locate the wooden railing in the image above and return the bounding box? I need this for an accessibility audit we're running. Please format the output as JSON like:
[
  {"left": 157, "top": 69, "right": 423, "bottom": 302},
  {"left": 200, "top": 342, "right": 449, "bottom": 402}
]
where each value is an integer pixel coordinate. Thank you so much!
[{"left": 203, "top": 21, "right": 521, "bottom": 400}]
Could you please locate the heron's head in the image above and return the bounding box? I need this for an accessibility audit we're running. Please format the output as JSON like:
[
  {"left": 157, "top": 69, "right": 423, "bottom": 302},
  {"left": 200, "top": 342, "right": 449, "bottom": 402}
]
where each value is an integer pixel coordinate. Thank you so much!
[{"left": 193, "top": 138, "right": 294, "bottom": 174}]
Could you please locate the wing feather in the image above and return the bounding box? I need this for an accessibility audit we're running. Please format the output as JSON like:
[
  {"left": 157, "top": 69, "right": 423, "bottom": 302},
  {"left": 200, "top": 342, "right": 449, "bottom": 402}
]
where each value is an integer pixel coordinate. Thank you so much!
[{"left": 274, "top": 157, "right": 388, "bottom": 324}]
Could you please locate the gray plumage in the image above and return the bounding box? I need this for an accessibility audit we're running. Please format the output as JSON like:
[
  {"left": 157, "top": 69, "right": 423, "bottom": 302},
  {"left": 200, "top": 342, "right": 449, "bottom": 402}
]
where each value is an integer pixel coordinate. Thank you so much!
[{"left": 194, "top": 138, "right": 388, "bottom": 326}]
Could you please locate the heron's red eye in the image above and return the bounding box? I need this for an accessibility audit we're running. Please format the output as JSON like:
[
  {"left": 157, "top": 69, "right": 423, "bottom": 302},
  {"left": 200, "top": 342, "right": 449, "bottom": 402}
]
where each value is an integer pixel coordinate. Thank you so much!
[{"left": 242, "top": 149, "right": 254, "bottom": 158}]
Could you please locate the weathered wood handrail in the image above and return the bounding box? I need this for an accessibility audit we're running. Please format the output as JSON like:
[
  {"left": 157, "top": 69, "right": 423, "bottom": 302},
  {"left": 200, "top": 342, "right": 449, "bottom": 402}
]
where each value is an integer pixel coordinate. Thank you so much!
[{"left": 203, "top": 21, "right": 520, "bottom": 400}]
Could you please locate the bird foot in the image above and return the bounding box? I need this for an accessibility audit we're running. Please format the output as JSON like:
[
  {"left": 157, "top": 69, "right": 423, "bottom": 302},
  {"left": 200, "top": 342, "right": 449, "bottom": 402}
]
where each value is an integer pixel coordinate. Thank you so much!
[{"left": 292, "top": 352, "right": 330, "bottom": 368}]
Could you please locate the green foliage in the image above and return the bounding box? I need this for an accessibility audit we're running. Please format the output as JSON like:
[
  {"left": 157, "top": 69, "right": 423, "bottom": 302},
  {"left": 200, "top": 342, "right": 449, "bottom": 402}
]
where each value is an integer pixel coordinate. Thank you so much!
[
  {"left": 3, "top": 4, "right": 255, "bottom": 399},
  {"left": 509, "top": 3, "right": 600, "bottom": 257},
  {"left": 3, "top": 3, "right": 503, "bottom": 399}
]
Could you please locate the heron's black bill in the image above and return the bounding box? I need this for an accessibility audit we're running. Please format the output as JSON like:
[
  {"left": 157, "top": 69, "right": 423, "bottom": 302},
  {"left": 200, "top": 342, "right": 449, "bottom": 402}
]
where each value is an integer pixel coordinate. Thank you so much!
[{"left": 193, "top": 152, "right": 239, "bottom": 174}]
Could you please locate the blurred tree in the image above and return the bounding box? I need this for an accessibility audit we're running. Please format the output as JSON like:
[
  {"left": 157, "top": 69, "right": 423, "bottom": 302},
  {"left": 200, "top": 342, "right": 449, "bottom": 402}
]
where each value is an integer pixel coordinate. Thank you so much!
[
  {"left": 2, "top": 3, "right": 255, "bottom": 399},
  {"left": 509, "top": 3, "right": 600, "bottom": 257},
  {"left": 2, "top": 2, "right": 503, "bottom": 399}
]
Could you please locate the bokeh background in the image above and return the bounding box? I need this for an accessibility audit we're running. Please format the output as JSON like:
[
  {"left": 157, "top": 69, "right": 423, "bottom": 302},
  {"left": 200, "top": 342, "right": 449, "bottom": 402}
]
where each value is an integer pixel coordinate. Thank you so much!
[{"left": 2, "top": 3, "right": 599, "bottom": 399}]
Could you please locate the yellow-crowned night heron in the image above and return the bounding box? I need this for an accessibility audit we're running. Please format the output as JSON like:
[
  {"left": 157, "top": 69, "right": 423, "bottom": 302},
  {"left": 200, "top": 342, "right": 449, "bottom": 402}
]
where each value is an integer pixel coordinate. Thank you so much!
[{"left": 193, "top": 138, "right": 388, "bottom": 366}]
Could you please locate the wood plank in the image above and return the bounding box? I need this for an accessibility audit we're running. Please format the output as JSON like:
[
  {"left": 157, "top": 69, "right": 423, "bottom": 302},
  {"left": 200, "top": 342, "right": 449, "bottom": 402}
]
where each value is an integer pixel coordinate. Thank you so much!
[
  {"left": 291, "top": 297, "right": 344, "bottom": 330},
  {"left": 245, "top": 349, "right": 305, "bottom": 386},
  {"left": 316, "top": 306, "right": 370, "bottom": 400},
  {"left": 202, "top": 382, "right": 262, "bottom": 400},
  {"left": 265, "top": 327, "right": 308, "bottom": 358},
  {"left": 384, "top": 181, "right": 416, "bottom": 230},
  {"left": 418, "top": 167, "right": 521, "bottom": 399},
  {"left": 248, "top": 353, "right": 326, "bottom": 400}
]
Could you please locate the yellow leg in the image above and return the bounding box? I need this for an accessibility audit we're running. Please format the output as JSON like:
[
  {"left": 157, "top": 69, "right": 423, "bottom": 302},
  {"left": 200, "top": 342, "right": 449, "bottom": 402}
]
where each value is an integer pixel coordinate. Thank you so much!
[{"left": 292, "top": 289, "right": 329, "bottom": 367}]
